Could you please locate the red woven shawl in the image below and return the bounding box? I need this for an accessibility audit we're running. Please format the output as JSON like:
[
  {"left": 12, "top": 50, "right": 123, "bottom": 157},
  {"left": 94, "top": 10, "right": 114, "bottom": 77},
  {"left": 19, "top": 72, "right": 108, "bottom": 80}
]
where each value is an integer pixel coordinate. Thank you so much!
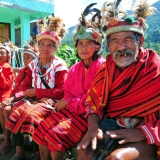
[{"left": 88, "top": 48, "right": 160, "bottom": 122}]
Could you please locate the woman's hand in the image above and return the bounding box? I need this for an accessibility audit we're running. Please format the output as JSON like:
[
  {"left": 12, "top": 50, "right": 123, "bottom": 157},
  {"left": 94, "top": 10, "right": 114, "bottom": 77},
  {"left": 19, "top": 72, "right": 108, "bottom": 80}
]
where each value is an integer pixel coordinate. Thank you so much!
[
  {"left": 54, "top": 100, "right": 67, "bottom": 111},
  {"left": 39, "top": 97, "right": 56, "bottom": 106},
  {"left": 23, "top": 89, "right": 36, "bottom": 98},
  {"left": 0, "top": 97, "right": 14, "bottom": 109}
]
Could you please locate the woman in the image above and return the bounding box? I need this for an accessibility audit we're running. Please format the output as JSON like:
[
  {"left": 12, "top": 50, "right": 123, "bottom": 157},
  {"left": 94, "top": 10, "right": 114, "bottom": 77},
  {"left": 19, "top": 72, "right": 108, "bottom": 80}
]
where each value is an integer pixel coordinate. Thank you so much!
[
  {"left": 0, "top": 44, "right": 38, "bottom": 156},
  {"left": 5, "top": 31, "right": 68, "bottom": 160},
  {"left": 0, "top": 45, "right": 14, "bottom": 143},
  {"left": 32, "top": 4, "right": 105, "bottom": 160},
  {"left": 0, "top": 45, "right": 14, "bottom": 102}
]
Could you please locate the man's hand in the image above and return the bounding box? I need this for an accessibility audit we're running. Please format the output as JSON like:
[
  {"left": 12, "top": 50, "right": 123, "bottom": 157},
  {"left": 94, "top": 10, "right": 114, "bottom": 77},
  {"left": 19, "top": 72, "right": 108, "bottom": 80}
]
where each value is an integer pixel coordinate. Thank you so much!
[
  {"left": 54, "top": 100, "right": 67, "bottom": 111},
  {"left": 77, "top": 114, "right": 102, "bottom": 150},
  {"left": 23, "top": 89, "right": 36, "bottom": 97},
  {"left": 77, "top": 125, "right": 103, "bottom": 150},
  {"left": 106, "top": 128, "right": 146, "bottom": 144}
]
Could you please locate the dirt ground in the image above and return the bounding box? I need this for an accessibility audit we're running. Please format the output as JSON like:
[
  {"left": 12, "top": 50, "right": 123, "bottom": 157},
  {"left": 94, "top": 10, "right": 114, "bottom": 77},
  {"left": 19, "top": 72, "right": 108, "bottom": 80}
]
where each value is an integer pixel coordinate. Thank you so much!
[
  {"left": 0, "top": 133, "right": 36, "bottom": 160},
  {"left": 0, "top": 133, "right": 75, "bottom": 160}
]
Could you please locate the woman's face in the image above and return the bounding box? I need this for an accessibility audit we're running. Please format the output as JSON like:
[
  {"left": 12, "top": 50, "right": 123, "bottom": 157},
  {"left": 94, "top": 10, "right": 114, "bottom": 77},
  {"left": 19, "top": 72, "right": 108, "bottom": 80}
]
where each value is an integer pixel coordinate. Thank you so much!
[
  {"left": 23, "top": 53, "right": 34, "bottom": 68},
  {"left": 0, "top": 48, "right": 7, "bottom": 65},
  {"left": 77, "top": 40, "right": 97, "bottom": 61},
  {"left": 38, "top": 39, "right": 57, "bottom": 59}
]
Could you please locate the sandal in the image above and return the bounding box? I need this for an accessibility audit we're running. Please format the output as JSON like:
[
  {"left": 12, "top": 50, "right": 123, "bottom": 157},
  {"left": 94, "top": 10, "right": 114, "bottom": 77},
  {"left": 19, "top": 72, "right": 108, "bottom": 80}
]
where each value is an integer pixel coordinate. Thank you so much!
[{"left": 11, "top": 155, "right": 27, "bottom": 160}]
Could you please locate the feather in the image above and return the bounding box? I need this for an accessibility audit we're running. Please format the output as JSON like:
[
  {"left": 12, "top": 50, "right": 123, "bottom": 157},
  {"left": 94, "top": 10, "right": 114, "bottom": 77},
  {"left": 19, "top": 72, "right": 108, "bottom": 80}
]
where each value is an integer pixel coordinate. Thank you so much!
[
  {"left": 76, "top": 3, "right": 102, "bottom": 32},
  {"left": 115, "top": 0, "right": 122, "bottom": 9},
  {"left": 83, "top": 3, "right": 97, "bottom": 16},
  {"left": 92, "top": 10, "right": 101, "bottom": 22},
  {"left": 115, "top": 0, "right": 122, "bottom": 16},
  {"left": 134, "top": 0, "right": 158, "bottom": 19}
]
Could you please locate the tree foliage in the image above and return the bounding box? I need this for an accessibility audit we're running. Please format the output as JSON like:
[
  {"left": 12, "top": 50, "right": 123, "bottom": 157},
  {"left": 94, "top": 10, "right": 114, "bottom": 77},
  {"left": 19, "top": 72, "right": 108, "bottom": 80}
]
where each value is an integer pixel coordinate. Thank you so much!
[
  {"left": 62, "top": 1, "right": 160, "bottom": 55},
  {"left": 55, "top": 44, "right": 80, "bottom": 68}
]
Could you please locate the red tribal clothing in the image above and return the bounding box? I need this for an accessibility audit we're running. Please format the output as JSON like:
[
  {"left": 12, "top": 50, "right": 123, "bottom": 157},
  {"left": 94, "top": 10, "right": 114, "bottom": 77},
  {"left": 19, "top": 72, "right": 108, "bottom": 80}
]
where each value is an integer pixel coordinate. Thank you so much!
[
  {"left": 11, "top": 67, "right": 28, "bottom": 96},
  {"left": 6, "top": 56, "right": 68, "bottom": 134},
  {"left": 21, "top": 56, "right": 68, "bottom": 99},
  {"left": 32, "top": 56, "right": 105, "bottom": 152},
  {"left": 0, "top": 62, "right": 15, "bottom": 101},
  {"left": 86, "top": 48, "right": 160, "bottom": 157}
]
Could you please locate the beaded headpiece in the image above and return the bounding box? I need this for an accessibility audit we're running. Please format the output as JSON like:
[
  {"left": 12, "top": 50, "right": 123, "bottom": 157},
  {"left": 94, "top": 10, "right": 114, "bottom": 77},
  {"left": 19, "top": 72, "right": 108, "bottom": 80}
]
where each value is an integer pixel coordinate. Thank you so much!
[
  {"left": 36, "top": 31, "right": 61, "bottom": 45},
  {"left": 73, "top": 3, "right": 103, "bottom": 45},
  {"left": 101, "top": 0, "right": 157, "bottom": 38}
]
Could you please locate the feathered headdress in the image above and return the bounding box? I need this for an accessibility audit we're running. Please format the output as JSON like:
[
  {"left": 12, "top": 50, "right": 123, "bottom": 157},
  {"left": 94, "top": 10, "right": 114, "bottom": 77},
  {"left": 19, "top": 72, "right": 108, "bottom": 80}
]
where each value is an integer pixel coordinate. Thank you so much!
[
  {"left": 47, "top": 16, "right": 68, "bottom": 39},
  {"left": 37, "top": 18, "right": 47, "bottom": 34},
  {"left": 73, "top": 3, "right": 103, "bottom": 45},
  {"left": 101, "top": 0, "right": 158, "bottom": 37}
]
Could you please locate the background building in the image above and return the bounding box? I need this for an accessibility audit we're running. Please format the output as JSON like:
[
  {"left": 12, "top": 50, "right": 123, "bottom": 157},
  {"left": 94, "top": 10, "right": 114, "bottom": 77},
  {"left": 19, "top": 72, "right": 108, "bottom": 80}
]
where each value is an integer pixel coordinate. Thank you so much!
[{"left": 0, "top": 0, "right": 54, "bottom": 47}]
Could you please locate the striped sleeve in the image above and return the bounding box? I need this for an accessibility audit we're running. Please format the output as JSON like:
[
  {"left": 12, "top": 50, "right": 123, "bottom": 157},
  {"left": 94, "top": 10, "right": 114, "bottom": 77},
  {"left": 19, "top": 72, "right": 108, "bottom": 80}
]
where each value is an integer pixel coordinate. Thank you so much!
[
  {"left": 139, "top": 120, "right": 160, "bottom": 146},
  {"left": 85, "top": 63, "right": 106, "bottom": 120}
]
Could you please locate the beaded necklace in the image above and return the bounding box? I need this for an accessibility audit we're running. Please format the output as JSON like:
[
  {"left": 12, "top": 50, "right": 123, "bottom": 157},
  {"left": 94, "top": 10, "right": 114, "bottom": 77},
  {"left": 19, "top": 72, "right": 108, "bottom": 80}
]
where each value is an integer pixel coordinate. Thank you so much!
[{"left": 36, "top": 57, "right": 53, "bottom": 78}]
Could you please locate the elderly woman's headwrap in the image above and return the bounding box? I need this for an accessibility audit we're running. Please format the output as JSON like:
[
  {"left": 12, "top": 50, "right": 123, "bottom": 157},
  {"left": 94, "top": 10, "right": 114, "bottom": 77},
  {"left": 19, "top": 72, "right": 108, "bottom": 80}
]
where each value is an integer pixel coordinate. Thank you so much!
[
  {"left": 101, "top": 0, "right": 157, "bottom": 38},
  {"left": 23, "top": 43, "right": 39, "bottom": 59},
  {"left": 36, "top": 31, "right": 61, "bottom": 46},
  {"left": 0, "top": 45, "right": 11, "bottom": 55},
  {"left": 73, "top": 3, "right": 103, "bottom": 45}
]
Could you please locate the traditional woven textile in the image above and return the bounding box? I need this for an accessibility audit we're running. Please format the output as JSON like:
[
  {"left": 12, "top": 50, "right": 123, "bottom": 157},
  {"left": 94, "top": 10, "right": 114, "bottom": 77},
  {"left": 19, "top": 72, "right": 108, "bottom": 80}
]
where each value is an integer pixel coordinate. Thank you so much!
[
  {"left": 86, "top": 48, "right": 160, "bottom": 124},
  {"left": 32, "top": 108, "right": 88, "bottom": 152},
  {"left": 6, "top": 99, "right": 54, "bottom": 134}
]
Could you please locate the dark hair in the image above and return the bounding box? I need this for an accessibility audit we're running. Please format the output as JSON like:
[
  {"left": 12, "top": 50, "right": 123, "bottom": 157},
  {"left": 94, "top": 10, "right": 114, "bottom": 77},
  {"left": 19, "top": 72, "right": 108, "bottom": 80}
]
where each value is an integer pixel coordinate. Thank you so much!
[
  {"left": 76, "top": 40, "right": 102, "bottom": 61},
  {"left": 133, "top": 33, "right": 141, "bottom": 45}
]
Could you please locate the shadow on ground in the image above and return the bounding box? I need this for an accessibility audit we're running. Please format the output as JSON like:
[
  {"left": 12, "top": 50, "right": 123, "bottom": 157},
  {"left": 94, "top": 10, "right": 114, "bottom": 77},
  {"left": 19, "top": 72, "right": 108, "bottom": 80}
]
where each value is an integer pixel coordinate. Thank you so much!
[
  {"left": 0, "top": 134, "right": 38, "bottom": 160},
  {"left": 0, "top": 133, "right": 75, "bottom": 160}
]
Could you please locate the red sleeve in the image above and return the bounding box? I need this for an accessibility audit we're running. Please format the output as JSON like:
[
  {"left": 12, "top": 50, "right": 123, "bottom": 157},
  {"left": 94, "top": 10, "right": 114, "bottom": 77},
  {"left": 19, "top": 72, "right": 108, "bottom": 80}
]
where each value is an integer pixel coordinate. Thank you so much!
[
  {"left": 139, "top": 120, "right": 160, "bottom": 146},
  {"left": 11, "top": 68, "right": 24, "bottom": 96},
  {"left": 21, "top": 68, "right": 33, "bottom": 91},
  {"left": 36, "top": 70, "right": 68, "bottom": 99},
  {"left": 0, "top": 63, "right": 15, "bottom": 89}
]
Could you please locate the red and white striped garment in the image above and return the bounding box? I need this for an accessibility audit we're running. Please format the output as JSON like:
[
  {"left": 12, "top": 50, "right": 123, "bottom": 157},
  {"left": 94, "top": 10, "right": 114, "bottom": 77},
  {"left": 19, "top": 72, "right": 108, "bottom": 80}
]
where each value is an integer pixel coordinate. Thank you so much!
[{"left": 28, "top": 56, "right": 68, "bottom": 89}]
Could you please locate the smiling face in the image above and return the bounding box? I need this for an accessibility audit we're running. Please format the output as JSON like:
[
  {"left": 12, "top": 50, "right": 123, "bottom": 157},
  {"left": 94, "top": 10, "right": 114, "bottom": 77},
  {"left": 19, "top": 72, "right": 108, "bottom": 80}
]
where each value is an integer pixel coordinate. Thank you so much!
[
  {"left": 0, "top": 48, "right": 7, "bottom": 64},
  {"left": 107, "top": 32, "right": 144, "bottom": 68},
  {"left": 38, "top": 39, "right": 57, "bottom": 59},
  {"left": 77, "top": 40, "right": 98, "bottom": 59}
]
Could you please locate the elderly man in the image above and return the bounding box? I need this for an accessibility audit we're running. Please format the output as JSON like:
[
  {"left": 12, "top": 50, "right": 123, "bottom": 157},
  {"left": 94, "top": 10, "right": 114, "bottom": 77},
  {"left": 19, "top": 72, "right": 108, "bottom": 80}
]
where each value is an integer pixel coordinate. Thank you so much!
[{"left": 77, "top": 1, "right": 160, "bottom": 160}]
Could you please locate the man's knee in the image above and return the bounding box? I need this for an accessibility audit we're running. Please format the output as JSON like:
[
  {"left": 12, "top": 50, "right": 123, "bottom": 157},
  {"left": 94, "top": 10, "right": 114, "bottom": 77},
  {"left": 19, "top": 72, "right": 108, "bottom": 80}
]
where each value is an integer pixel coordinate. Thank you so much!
[
  {"left": 78, "top": 149, "right": 93, "bottom": 160},
  {"left": 106, "top": 148, "right": 132, "bottom": 160},
  {"left": 107, "top": 141, "right": 156, "bottom": 160},
  {"left": 77, "top": 144, "right": 95, "bottom": 160}
]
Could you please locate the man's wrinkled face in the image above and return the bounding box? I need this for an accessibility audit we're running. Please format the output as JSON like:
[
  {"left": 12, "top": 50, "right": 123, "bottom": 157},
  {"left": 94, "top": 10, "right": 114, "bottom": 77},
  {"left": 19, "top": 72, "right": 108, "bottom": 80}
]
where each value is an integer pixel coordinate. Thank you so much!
[{"left": 108, "top": 32, "right": 141, "bottom": 68}]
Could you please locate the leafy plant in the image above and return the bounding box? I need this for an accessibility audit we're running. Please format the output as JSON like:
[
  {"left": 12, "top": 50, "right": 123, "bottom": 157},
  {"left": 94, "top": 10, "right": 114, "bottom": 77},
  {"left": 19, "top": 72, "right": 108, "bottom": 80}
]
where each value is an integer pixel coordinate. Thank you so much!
[{"left": 55, "top": 44, "right": 80, "bottom": 68}]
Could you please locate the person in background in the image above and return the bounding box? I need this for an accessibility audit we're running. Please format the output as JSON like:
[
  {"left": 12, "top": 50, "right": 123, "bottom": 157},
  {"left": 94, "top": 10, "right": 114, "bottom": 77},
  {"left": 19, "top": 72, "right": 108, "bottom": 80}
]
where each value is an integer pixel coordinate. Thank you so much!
[
  {"left": 5, "top": 31, "right": 68, "bottom": 160},
  {"left": 32, "top": 3, "right": 105, "bottom": 160},
  {"left": 0, "top": 44, "right": 38, "bottom": 156},
  {"left": 77, "top": 1, "right": 160, "bottom": 160},
  {"left": 0, "top": 45, "right": 14, "bottom": 103}
]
